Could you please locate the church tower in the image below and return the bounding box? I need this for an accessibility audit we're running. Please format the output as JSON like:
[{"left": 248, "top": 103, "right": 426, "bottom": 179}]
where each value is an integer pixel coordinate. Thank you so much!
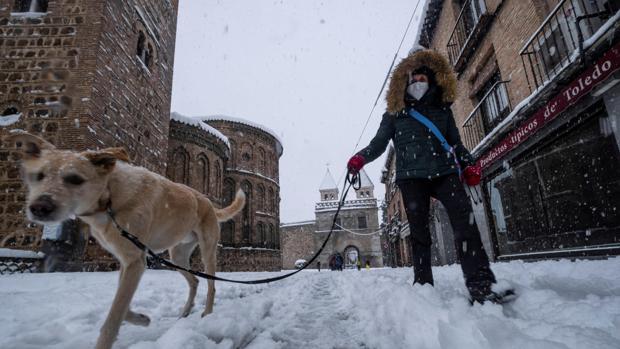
[
  {"left": 354, "top": 169, "right": 375, "bottom": 199},
  {"left": 319, "top": 168, "right": 339, "bottom": 201}
]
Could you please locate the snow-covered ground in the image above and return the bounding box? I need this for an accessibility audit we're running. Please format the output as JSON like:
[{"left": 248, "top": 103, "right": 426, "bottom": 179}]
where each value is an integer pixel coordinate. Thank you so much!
[{"left": 1, "top": 258, "right": 619, "bottom": 349}]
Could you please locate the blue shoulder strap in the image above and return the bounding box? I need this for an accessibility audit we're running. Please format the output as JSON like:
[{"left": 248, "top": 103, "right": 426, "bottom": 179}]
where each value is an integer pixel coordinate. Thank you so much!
[
  {"left": 407, "top": 108, "right": 452, "bottom": 153},
  {"left": 407, "top": 108, "right": 463, "bottom": 178}
]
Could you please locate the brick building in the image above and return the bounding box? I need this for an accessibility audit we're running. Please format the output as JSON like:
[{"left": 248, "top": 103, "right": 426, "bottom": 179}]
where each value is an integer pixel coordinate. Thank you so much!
[
  {"left": 0, "top": 0, "right": 179, "bottom": 260},
  {"left": 280, "top": 168, "right": 384, "bottom": 270},
  {"left": 198, "top": 116, "right": 283, "bottom": 272},
  {"left": 0, "top": 1, "right": 285, "bottom": 272},
  {"left": 404, "top": 0, "right": 620, "bottom": 260}
]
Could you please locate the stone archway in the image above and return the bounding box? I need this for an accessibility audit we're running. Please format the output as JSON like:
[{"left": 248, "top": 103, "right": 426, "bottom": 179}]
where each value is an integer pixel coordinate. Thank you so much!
[{"left": 343, "top": 245, "right": 359, "bottom": 269}]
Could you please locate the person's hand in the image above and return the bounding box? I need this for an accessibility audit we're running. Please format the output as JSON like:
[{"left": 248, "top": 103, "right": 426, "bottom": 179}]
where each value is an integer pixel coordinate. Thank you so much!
[
  {"left": 463, "top": 165, "right": 481, "bottom": 186},
  {"left": 347, "top": 154, "right": 366, "bottom": 174}
]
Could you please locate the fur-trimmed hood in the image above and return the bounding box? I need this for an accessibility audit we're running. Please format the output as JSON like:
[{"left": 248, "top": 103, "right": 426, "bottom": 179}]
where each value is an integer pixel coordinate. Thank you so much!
[{"left": 386, "top": 49, "right": 457, "bottom": 113}]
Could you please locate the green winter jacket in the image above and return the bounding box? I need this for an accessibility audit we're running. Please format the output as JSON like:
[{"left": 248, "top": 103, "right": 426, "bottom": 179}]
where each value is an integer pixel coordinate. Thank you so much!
[{"left": 356, "top": 48, "right": 473, "bottom": 181}]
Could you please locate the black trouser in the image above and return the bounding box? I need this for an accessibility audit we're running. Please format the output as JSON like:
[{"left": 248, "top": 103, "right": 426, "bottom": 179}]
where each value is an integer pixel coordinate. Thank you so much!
[{"left": 398, "top": 174, "right": 496, "bottom": 299}]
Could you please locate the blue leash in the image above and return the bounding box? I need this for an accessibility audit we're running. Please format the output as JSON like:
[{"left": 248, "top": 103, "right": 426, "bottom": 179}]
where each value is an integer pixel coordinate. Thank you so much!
[{"left": 407, "top": 108, "right": 463, "bottom": 179}]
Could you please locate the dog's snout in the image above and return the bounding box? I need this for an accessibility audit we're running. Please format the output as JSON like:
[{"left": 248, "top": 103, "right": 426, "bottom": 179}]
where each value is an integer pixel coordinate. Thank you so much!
[{"left": 29, "top": 195, "right": 57, "bottom": 218}]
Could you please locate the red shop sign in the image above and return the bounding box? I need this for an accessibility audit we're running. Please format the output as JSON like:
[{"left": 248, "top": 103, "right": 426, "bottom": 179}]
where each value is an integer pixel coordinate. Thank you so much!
[{"left": 478, "top": 41, "right": 620, "bottom": 170}]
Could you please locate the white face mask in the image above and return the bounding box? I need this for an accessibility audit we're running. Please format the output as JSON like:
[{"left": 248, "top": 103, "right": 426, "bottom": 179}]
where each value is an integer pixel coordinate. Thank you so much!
[{"left": 407, "top": 81, "right": 429, "bottom": 100}]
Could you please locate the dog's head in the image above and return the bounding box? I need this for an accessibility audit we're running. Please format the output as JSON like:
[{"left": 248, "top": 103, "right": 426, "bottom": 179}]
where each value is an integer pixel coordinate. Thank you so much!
[{"left": 5, "top": 131, "right": 129, "bottom": 223}]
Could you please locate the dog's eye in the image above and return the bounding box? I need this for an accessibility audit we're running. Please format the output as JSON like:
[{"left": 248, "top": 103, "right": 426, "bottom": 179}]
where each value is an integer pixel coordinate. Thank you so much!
[
  {"left": 29, "top": 172, "right": 45, "bottom": 182},
  {"left": 63, "top": 174, "right": 85, "bottom": 185}
]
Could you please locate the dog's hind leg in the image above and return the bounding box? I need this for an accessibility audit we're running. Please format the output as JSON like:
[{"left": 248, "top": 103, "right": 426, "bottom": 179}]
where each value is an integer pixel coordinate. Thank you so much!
[
  {"left": 96, "top": 257, "right": 146, "bottom": 349},
  {"left": 169, "top": 239, "right": 199, "bottom": 318},
  {"left": 196, "top": 222, "right": 219, "bottom": 317}
]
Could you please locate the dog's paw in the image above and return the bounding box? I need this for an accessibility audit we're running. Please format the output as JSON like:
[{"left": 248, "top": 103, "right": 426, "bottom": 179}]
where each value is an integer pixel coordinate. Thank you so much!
[
  {"left": 200, "top": 309, "right": 212, "bottom": 318},
  {"left": 125, "top": 311, "right": 151, "bottom": 327}
]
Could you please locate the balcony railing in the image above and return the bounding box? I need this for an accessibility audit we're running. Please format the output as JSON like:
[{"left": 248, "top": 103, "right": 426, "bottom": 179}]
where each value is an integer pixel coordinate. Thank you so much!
[
  {"left": 462, "top": 80, "right": 512, "bottom": 151},
  {"left": 447, "top": 0, "right": 492, "bottom": 71},
  {"left": 520, "top": 0, "right": 615, "bottom": 91}
]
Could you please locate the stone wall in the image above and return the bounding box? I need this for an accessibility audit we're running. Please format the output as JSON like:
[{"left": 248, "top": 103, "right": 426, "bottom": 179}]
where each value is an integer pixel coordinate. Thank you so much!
[{"left": 280, "top": 221, "right": 317, "bottom": 269}]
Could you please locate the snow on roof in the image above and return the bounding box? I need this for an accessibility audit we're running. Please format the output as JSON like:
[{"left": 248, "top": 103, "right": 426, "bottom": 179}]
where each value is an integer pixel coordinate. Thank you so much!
[
  {"left": 357, "top": 168, "right": 374, "bottom": 189},
  {"left": 280, "top": 220, "right": 316, "bottom": 228},
  {"left": 320, "top": 168, "right": 338, "bottom": 191},
  {"left": 170, "top": 112, "right": 230, "bottom": 149},
  {"left": 0, "top": 248, "right": 44, "bottom": 259},
  {"left": 196, "top": 115, "right": 284, "bottom": 155},
  {"left": 0, "top": 113, "right": 22, "bottom": 127}
]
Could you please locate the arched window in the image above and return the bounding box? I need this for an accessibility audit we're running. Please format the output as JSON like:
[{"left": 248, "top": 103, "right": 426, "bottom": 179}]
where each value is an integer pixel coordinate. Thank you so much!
[
  {"left": 14, "top": 0, "right": 48, "bottom": 13},
  {"left": 171, "top": 148, "right": 189, "bottom": 185},
  {"left": 197, "top": 154, "right": 210, "bottom": 194},
  {"left": 136, "top": 29, "right": 154, "bottom": 69},
  {"left": 215, "top": 160, "right": 222, "bottom": 197},
  {"left": 223, "top": 178, "right": 235, "bottom": 205},
  {"left": 241, "top": 181, "right": 253, "bottom": 243},
  {"left": 221, "top": 221, "right": 235, "bottom": 246},
  {"left": 268, "top": 224, "right": 275, "bottom": 249},
  {"left": 229, "top": 140, "right": 237, "bottom": 168},
  {"left": 2, "top": 106, "right": 18, "bottom": 116},
  {"left": 267, "top": 187, "right": 274, "bottom": 213},
  {"left": 258, "top": 147, "right": 266, "bottom": 174},
  {"left": 240, "top": 142, "right": 253, "bottom": 168},
  {"left": 257, "top": 222, "right": 265, "bottom": 247},
  {"left": 257, "top": 184, "right": 265, "bottom": 212}
]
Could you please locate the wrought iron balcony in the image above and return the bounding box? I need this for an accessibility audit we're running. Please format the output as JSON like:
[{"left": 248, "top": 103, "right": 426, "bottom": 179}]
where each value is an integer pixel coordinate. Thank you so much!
[
  {"left": 462, "top": 80, "right": 512, "bottom": 151},
  {"left": 447, "top": 0, "right": 493, "bottom": 71},
  {"left": 520, "top": 0, "right": 615, "bottom": 91}
]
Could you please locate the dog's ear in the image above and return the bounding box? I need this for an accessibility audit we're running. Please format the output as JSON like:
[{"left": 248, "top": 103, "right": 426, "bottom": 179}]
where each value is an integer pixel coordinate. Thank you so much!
[
  {"left": 4, "top": 131, "right": 56, "bottom": 160},
  {"left": 83, "top": 148, "right": 130, "bottom": 173}
]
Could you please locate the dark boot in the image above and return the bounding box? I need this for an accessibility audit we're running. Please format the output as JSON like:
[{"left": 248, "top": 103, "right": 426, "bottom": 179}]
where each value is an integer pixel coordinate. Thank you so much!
[{"left": 412, "top": 243, "right": 434, "bottom": 286}]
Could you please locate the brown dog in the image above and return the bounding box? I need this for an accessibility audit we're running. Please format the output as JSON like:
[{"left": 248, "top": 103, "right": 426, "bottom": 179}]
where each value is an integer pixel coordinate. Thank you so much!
[{"left": 5, "top": 131, "right": 245, "bottom": 349}]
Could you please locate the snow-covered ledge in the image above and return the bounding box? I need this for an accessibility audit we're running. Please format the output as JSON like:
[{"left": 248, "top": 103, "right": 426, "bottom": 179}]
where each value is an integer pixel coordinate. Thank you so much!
[{"left": 0, "top": 248, "right": 45, "bottom": 259}]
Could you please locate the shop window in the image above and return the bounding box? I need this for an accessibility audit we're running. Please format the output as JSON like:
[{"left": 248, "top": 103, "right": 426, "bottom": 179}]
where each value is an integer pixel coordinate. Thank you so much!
[
  {"left": 14, "top": 0, "right": 48, "bottom": 13},
  {"left": 486, "top": 107, "right": 620, "bottom": 254}
]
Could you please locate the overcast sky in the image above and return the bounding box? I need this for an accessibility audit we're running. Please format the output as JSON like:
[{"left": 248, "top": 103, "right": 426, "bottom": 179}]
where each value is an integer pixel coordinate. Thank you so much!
[{"left": 171, "top": 0, "right": 425, "bottom": 223}]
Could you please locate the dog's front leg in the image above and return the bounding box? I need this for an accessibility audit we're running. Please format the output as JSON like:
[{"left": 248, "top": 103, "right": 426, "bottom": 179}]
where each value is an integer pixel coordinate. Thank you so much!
[{"left": 96, "top": 258, "right": 145, "bottom": 349}]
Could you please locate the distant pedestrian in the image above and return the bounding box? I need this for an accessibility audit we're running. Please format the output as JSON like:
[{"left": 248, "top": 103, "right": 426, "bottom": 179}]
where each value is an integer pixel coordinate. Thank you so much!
[
  {"left": 365, "top": 260, "right": 371, "bottom": 270},
  {"left": 335, "top": 254, "right": 344, "bottom": 271},
  {"left": 356, "top": 259, "right": 361, "bottom": 271},
  {"left": 317, "top": 261, "right": 321, "bottom": 272}
]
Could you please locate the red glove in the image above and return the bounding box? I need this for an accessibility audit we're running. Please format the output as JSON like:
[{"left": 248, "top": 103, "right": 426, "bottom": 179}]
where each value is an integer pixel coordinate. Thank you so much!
[
  {"left": 463, "top": 165, "right": 481, "bottom": 186},
  {"left": 347, "top": 155, "right": 366, "bottom": 174}
]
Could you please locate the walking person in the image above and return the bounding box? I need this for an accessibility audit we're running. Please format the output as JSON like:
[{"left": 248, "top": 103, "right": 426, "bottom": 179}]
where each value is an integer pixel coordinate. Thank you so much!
[
  {"left": 347, "top": 46, "right": 512, "bottom": 304},
  {"left": 317, "top": 261, "right": 321, "bottom": 272}
]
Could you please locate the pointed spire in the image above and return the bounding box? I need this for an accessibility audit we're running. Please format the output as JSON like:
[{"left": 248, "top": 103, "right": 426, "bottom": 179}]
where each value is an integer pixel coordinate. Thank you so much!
[
  {"left": 357, "top": 168, "right": 374, "bottom": 189},
  {"left": 319, "top": 168, "right": 337, "bottom": 190}
]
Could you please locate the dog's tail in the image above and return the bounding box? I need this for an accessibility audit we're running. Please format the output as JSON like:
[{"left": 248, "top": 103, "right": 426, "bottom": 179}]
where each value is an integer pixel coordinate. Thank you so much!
[{"left": 216, "top": 189, "right": 246, "bottom": 222}]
